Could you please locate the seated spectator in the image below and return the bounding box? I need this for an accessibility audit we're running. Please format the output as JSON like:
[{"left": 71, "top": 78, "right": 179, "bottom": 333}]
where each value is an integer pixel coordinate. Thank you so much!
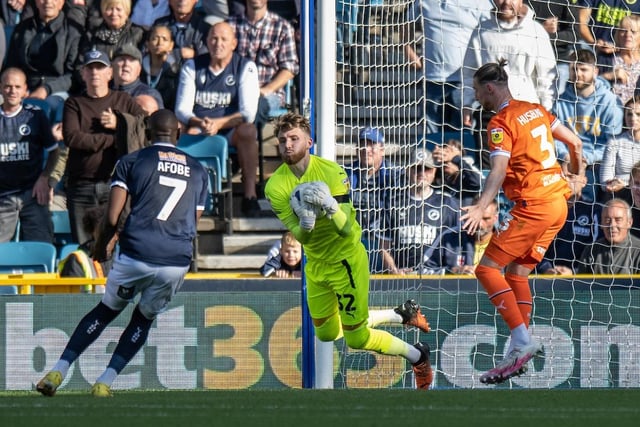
[
  {"left": 78, "top": 0, "right": 145, "bottom": 61},
  {"left": 343, "top": 126, "right": 402, "bottom": 273},
  {"left": 226, "top": 0, "right": 299, "bottom": 119},
  {"left": 4, "top": 0, "right": 81, "bottom": 123},
  {"left": 1, "top": 0, "right": 36, "bottom": 43},
  {"left": 134, "top": 93, "right": 159, "bottom": 115},
  {"left": 57, "top": 205, "right": 115, "bottom": 293},
  {"left": 431, "top": 138, "right": 482, "bottom": 207},
  {"left": 111, "top": 44, "right": 165, "bottom": 109},
  {"left": 537, "top": 172, "right": 600, "bottom": 275},
  {"left": 0, "top": 67, "right": 59, "bottom": 243},
  {"left": 452, "top": 196, "right": 499, "bottom": 275},
  {"left": 174, "top": 22, "right": 260, "bottom": 217},
  {"left": 259, "top": 231, "right": 301, "bottom": 278},
  {"left": 628, "top": 161, "right": 640, "bottom": 238},
  {"left": 577, "top": 198, "right": 640, "bottom": 274},
  {"left": 130, "top": 0, "right": 170, "bottom": 30},
  {"left": 555, "top": 49, "right": 623, "bottom": 203},
  {"left": 380, "top": 149, "right": 474, "bottom": 275},
  {"left": 201, "top": 0, "right": 232, "bottom": 25},
  {"left": 140, "top": 24, "right": 180, "bottom": 110},
  {"left": 597, "top": 15, "right": 640, "bottom": 105},
  {"left": 600, "top": 94, "right": 640, "bottom": 205},
  {"left": 153, "top": 0, "right": 211, "bottom": 64}
]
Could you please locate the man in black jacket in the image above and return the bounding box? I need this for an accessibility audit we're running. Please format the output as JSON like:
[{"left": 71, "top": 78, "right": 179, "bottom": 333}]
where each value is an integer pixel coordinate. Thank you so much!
[{"left": 5, "top": 0, "right": 81, "bottom": 122}]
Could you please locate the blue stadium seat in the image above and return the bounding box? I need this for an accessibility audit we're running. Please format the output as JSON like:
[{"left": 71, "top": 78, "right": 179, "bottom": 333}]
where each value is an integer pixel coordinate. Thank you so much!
[
  {"left": 177, "top": 134, "right": 233, "bottom": 231},
  {"left": 58, "top": 243, "right": 80, "bottom": 262},
  {"left": 51, "top": 210, "right": 74, "bottom": 248},
  {"left": 0, "top": 242, "right": 58, "bottom": 294}
]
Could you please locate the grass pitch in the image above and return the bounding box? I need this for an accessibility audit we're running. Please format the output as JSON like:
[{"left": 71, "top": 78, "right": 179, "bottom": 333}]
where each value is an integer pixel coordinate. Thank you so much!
[{"left": 1, "top": 389, "right": 638, "bottom": 427}]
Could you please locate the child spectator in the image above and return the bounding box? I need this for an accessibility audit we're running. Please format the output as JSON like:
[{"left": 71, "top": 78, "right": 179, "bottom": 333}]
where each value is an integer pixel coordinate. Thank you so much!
[{"left": 259, "top": 231, "right": 302, "bottom": 278}]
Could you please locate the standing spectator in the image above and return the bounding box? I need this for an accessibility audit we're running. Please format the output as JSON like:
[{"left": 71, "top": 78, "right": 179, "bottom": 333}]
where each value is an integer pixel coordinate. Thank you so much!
[
  {"left": 576, "top": 0, "right": 640, "bottom": 64},
  {"left": 140, "top": 23, "right": 180, "bottom": 110},
  {"left": 460, "top": 60, "right": 584, "bottom": 385},
  {"left": 462, "top": 0, "right": 557, "bottom": 167},
  {"left": 174, "top": 22, "right": 260, "bottom": 217},
  {"left": 0, "top": 67, "right": 59, "bottom": 243},
  {"left": 380, "top": 148, "right": 474, "bottom": 275},
  {"left": 555, "top": 49, "right": 623, "bottom": 203},
  {"left": 130, "top": 0, "right": 170, "bottom": 30},
  {"left": 259, "top": 231, "right": 301, "bottom": 278},
  {"left": 404, "top": 0, "right": 493, "bottom": 133},
  {"left": 343, "top": 126, "right": 402, "bottom": 273},
  {"left": 598, "top": 15, "right": 640, "bottom": 104},
  {"left": 111, "top": 44, "right": 165, "bottom": 109},
  {"left": 226, "top": 0, "right": 299, "bottom": 118},
  {"left": 63, "top": 48, "right": 145, "bottom": 243},
  {"left": 36, "top": 109, "right": 208, "bottom": 398},
  {"left": 153, "top": 0, "right": 211, "bottom": 64},
  {"left": 600, "top": 94, "right": 640, "bottom": 204},
  {"left": 527, "top": 0, "right": 581, "bottom": 96},
  {"left": 577, "top": 198, "right": 640, "bottom": 274},
  {"left": 5, "top": 0, "right": 81, "bottom": 124},
  {"left": 431, "top": 138, "right": 482, "bottom": 207},
  {"left": 78, "top": 0, "right": 145, "bottom": 61},
  {"left": 265, "top": 112, "right": 433, "bottom": 390}
]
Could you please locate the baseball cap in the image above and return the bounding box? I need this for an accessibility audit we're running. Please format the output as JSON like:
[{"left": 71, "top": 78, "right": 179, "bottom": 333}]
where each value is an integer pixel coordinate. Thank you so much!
[
  {"left": 407, "top": 148, "right": 436, "bottom": 169},
  {"left": 359, "top": 126, "right": 385, "bottom": 144},
  {"left": 83, "top": 49, "right": 111, "bottom": 67},
  {"left": 113, "top": 44, "right": 142, "bottom": 62}
]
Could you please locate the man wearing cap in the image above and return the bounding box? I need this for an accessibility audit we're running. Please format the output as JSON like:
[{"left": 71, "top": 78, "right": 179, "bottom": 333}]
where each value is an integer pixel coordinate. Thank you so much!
[
  {"left": 344, "top": 126, "right": 402, "bottom": 273},
  {"left": 62, "top": 48, "right": 146, "bottom": 244},
  {"left": 379, "top": 148, "right": 474, "bottom": 275},
  {"left": 112, "top": 44, "right": 165, "bottom": 109}
]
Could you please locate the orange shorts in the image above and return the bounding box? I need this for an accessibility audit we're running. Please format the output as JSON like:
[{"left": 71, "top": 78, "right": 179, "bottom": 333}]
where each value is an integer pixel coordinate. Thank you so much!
[{"left": 483, "top": 197, "right": 568, "bottom": 270}]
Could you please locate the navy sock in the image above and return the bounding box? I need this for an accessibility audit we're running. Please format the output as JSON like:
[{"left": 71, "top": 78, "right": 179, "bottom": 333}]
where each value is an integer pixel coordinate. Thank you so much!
[
  {"left": 107, "top": 305, "right": 154, "bottom": 374},
  {"left": 61, "top": 302, "right": 121, "bottom": 363}
]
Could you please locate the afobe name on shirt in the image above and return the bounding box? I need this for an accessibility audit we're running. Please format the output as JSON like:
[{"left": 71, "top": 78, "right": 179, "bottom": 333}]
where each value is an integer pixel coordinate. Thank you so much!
[{"left": 157, "top": 151, "right": 191, "bottom": 177}]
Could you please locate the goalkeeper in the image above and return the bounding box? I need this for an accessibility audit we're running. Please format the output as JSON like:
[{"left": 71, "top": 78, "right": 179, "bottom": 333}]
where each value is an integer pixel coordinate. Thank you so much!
[{"left": 264, "top": 112, "right": 433, "bottom": 390}]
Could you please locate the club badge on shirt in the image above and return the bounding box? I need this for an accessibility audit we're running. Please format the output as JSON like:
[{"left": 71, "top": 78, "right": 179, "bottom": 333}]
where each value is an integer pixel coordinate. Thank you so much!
[{"left": 490, "top": 128, "right": 504, "bottom": 144}]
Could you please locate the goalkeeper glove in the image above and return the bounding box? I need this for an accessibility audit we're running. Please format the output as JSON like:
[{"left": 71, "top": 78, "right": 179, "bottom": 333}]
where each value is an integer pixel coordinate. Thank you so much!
[
  {"left": 302, "top": 181, "right": 339, "bottom": 217},
  {"left": 290, "top": 186, "right": 317, "bottom": 231}
]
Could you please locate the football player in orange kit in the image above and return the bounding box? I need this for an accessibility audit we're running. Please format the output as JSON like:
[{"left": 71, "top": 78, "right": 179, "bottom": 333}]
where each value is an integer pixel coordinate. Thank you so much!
[{"left": 460, "top": 59, "right": 584, "bottom": 385}]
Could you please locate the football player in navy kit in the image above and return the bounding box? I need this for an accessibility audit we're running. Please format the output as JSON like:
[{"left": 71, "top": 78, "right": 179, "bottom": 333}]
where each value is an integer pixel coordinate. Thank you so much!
[
  {"left": 0, "top": 67, "right": 59, "bottom": 243},
  {"left": 37, "top": 109, "right": 208, "bottom": 397}
]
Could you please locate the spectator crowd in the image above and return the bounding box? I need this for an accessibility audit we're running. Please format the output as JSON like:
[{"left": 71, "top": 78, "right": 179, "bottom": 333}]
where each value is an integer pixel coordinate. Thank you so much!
[{"left": 3, "top": 0, "right": 640, "bottom": 278}]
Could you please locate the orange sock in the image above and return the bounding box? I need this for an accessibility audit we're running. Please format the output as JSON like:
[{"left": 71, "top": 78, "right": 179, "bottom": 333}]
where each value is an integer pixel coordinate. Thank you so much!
[
  {"left": 475, "top": 264, "right": 524, "bottom": 330},
  {"left": 505, "top": 272, "right": 532, "bottom": 328}
]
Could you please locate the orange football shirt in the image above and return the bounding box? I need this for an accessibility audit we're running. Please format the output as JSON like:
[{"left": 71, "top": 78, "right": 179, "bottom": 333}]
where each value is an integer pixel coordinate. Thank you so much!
[{"left": 487, "top": 99, "right": 571, "bottom": 203}]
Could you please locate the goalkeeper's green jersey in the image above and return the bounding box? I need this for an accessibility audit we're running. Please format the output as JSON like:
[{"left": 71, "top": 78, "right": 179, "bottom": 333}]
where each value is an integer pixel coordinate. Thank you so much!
[{"left": 265, "top": 155, "right": 363, "bottom": 263}]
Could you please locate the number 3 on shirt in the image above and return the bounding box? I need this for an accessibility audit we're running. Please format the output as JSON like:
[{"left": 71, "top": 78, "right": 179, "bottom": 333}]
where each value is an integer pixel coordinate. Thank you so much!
[{"left": 531, "top": 124, "right": 557, "bottom": 169}]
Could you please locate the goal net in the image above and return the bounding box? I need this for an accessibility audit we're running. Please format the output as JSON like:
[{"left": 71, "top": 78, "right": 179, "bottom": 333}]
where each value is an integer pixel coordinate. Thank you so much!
[{"left": 325, "top": 0, "right": 640, "bottom": 389}]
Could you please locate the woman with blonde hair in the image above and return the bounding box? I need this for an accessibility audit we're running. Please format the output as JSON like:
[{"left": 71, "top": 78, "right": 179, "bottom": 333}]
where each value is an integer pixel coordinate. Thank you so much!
[{"left": 79, "top": 0, "right": 145, "bottom": 60}]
